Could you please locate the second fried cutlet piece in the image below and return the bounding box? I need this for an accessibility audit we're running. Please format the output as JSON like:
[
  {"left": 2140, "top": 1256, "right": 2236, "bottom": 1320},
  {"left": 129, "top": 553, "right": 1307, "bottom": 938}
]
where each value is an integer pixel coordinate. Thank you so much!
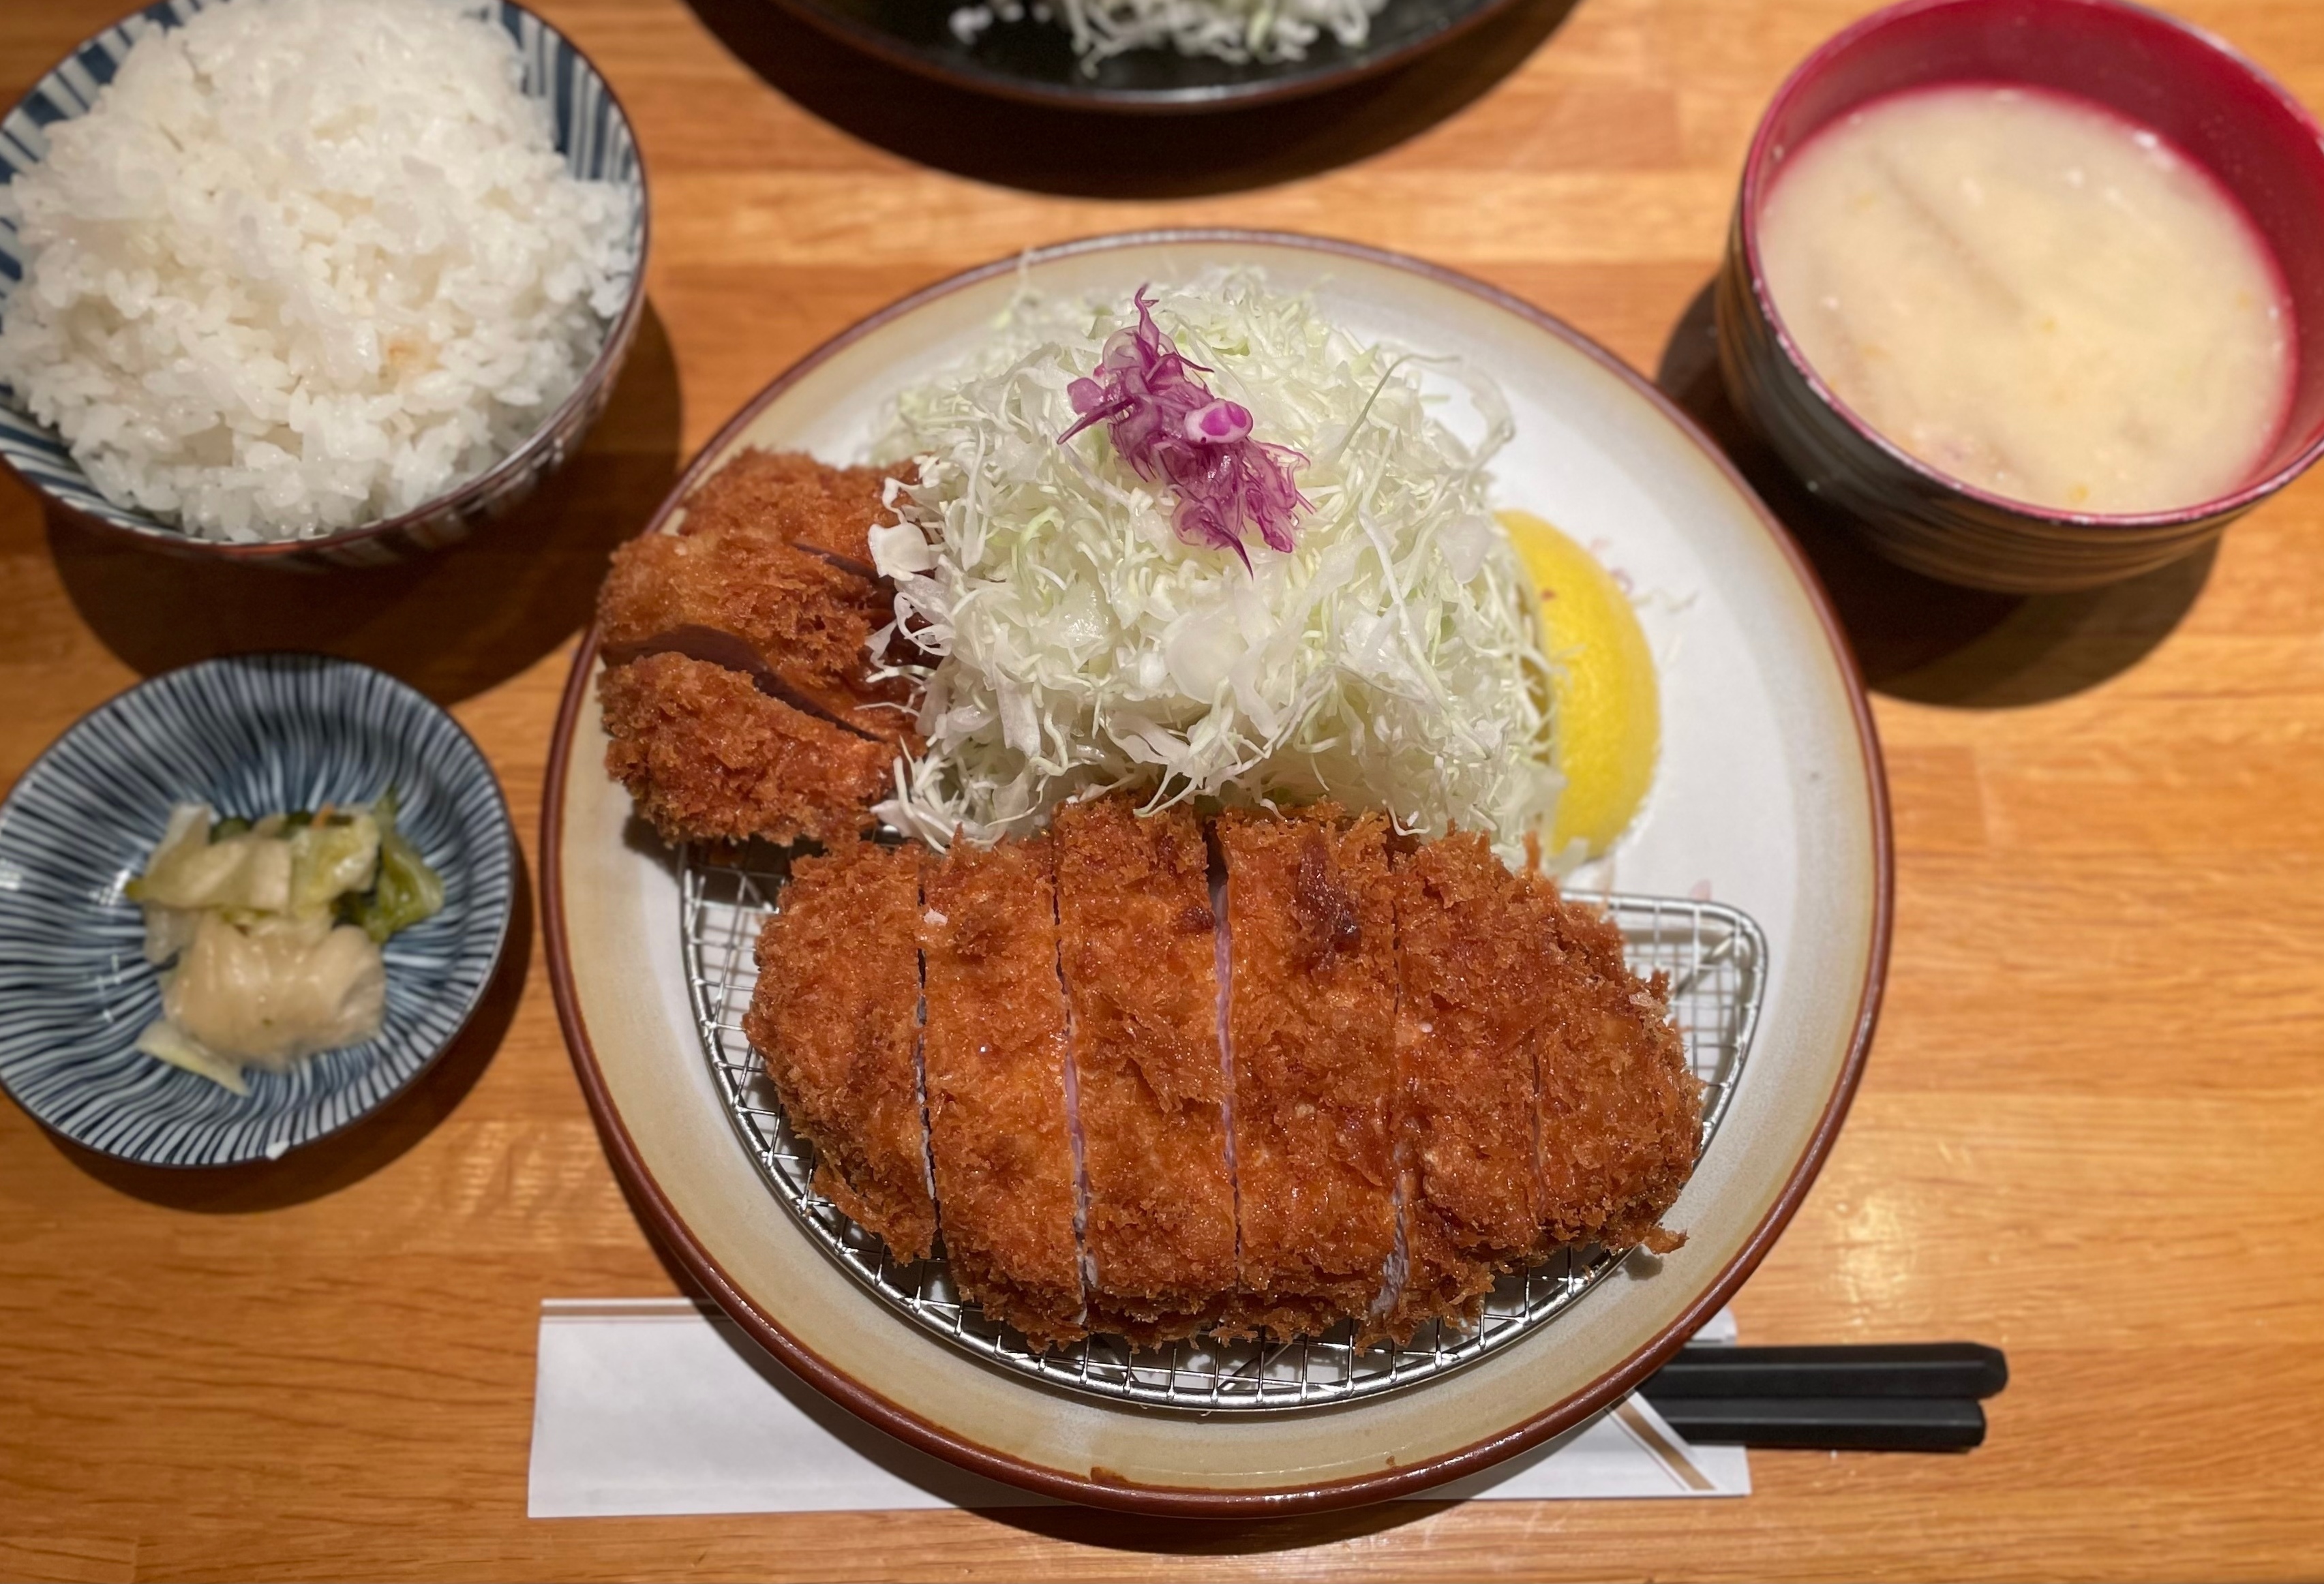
[
  {"left": 746, "top": 840, "right": 935, "bottom": 1260},
  {"left": 1054, "top": 796, "right": 1235, "bottom": 1345},
  {"left": 599, "top": 652, "right": 892, "bottom": 847},
  {"left": 1536, "top": 891, "right": 1701, "bottom": 1253},
  {"left": 597, "top": 526, "right": 919, "bottom": 746},
  {"left": 920, "top": 835, "right": 1087, "bottom": 1347},
  {"left": 1385, "top": 832, "right": 1563, "bottom": 1336},
  {"left": 1217, "top": 806, "right": 1400, "bottom": 1341},
  {"left": 678, "top": 447, "right": 894, "bottom": 577}
]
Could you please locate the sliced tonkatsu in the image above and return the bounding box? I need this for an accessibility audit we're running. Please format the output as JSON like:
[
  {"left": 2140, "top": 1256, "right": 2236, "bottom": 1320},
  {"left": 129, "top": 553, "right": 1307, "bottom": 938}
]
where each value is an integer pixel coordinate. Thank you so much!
[
  {"left": 1386, "top": 832, "right": 1564, "bottom": 1335},
  {"left": 1535, "top": 896, "right": 1702, "bottom": 1253},
  {"left": 918, "top": 835, "right": 1087, "bottom": 1347},
  {"left": 676, "top": 446, "right": 893, "bottom": 579},
  {"left": 1214, "top": 806, "right": 1401, "bottom": 1341},
  {"left": 1053, "top": 797, "right": 1236, "bottom": 1344},
  {"left": 598, "top": 652, "right": 892, "bottom": 847},
  {"left": 746, "top": 839, "right": 935, "bottom": 1260},
  {"left": 739, "top": 795, "right": 1701, "bottom": 1352},
  {"left": 596, "top": 450, "right": 921, "bottom": 847},
  {"left": 597, "top": 526, "right": 918, "bottom": 745}
]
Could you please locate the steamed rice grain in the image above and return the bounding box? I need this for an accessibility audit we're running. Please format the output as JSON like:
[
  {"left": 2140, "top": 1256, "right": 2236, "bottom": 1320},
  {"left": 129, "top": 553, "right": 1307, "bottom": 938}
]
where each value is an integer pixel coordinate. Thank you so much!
[{"left": 0, "top": 0, "right": 636, "bottom": 541}]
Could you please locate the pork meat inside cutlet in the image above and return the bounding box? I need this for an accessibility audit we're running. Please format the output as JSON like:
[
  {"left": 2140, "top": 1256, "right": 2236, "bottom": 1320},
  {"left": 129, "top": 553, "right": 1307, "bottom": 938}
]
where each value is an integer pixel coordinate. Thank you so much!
[
  {"left": 597, "top": 526, "right": 919, "bottom": 746},
  {"left": 598, "top": 652, "right": 890, "bottom": 847},
  {"left": 1385, "top": 832, "right": 1563, "bottom": 1336},
  {"left": 1535, "top": 889, "right": 1701, "bottom": 1253},
  {"left": 920, "top": 835, "right": 1087, "bottom": 1347},
  {"left": 746, "top": 840, "right": 935, "bottom": 1261},
  {"left": 677, "top": 447, "right": 893, "bottom": 579},
  {"left": 1054, "top": 796, "right": 1235, "bottom": 1344},
  {"left": 1216, "top": 806, "right": 1400, "bottom": 1341}
]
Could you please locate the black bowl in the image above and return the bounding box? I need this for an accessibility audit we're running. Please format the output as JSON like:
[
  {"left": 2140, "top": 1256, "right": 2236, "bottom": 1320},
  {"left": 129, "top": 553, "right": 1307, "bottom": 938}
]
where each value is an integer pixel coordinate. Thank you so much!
[{"left": 768, "top": 0, "right": 1517, "bottom": 112}]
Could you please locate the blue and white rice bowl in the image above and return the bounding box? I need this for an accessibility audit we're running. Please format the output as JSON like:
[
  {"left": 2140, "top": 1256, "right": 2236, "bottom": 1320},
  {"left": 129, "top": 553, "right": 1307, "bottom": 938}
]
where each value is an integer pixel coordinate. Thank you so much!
[
  {"left": 0, "top": 0, "right": 649, "bottom": 570},
  {"left": 0, "top": 654, "right": 515, "bottom": 1166}
]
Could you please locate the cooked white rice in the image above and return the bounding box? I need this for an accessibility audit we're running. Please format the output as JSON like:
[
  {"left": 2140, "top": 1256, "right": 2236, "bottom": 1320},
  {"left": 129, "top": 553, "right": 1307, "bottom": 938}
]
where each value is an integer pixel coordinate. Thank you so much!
[{"left": 0, "top": 0, "right": 635, "bottom": 541}]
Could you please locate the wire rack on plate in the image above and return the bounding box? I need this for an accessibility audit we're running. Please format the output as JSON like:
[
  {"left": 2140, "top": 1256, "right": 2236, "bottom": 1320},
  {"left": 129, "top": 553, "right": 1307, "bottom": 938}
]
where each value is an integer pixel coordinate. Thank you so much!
[{"left": 681, "top": 840, "right": 1767, "bottom": 1413}]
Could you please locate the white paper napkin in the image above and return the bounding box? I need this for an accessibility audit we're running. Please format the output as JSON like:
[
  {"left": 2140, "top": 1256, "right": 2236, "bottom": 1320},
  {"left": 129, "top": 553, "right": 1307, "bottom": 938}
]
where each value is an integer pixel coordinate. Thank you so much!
[{"left": 528, "top": 1299, "right": 1747, "bottom": 1517}]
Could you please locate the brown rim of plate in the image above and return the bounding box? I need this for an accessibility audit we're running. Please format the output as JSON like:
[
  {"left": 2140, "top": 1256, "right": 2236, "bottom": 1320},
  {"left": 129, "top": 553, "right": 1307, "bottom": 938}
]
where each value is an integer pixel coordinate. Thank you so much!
[
  {"left": 540, "top": 228, "right": 1896, "bottom": 1516},
  {"left": 757, "top": 0, "right": 1524, "bottom": 115},
  {"left": 0, "top": 0, "right": 652, "bottom": 565}
]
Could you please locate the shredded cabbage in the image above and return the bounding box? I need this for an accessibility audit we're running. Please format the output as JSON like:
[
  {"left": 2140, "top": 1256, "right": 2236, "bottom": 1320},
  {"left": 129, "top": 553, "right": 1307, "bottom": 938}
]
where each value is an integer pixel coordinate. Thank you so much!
[
  {"left": 871, "top": 268, "right": 1560, "bottom": 862},
  {"left": 1056, "top": 0, "right": 1387, "bottom": 68},
  {"left": 948, "top": 0, "right": 1385, "bottom": 71}
]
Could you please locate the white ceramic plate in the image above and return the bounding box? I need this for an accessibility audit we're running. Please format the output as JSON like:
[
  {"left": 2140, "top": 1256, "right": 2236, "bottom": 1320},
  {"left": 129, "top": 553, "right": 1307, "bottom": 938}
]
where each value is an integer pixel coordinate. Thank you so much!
[{"left": 543, "top": 231, "right": 1891, "bottom": 1514}]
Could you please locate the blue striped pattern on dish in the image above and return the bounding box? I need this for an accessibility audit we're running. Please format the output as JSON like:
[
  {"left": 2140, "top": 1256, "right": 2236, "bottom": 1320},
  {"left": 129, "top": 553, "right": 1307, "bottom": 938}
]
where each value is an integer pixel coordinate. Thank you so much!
[
  {"left": 0, "top": 0, "right": 646, "bottom": 568},
  {"left": 0, "top": 654, "right": 515, "bottom": 1166}
]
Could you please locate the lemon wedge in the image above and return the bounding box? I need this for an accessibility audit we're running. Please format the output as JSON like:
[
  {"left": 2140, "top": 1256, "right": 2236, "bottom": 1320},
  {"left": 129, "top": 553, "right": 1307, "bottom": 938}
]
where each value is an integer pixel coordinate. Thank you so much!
[{"left": 1500, "top": 510, "right": 1660, "bottom": 860}]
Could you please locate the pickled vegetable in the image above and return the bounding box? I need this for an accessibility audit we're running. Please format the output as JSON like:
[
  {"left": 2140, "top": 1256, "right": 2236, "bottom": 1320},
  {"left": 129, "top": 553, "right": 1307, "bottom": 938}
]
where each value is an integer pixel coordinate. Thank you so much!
[{"left": 127, "top": 789, "right": 446, "bottom": 1091}]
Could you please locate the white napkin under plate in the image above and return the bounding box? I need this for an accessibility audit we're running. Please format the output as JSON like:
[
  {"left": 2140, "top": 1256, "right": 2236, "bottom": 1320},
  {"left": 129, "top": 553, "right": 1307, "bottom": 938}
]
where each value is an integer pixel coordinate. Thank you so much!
[{"left": 527, "top": 1299, "right": 1748, "bottom": 1516}]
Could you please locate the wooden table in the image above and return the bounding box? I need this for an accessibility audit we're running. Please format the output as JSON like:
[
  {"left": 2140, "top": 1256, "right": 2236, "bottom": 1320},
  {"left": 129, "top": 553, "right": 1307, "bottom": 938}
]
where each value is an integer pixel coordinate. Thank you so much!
[{"left": 4, "top": 0, "right": 2321, "bottom": 1576}]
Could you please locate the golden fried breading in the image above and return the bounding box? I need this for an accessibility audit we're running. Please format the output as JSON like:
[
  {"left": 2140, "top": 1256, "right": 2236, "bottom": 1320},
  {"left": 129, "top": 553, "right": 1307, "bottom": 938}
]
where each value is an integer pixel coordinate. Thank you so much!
[
  {"left": 1386, "top": 832, "right": 1562, "bottom": 1336},
  {"left": 598, "top": 652, "right": 891, "bottom": 847},
  {"left": 721, "top": 802, "right": 1700, "bottom": 1351},
  {"left": 1216, "top": 806, "right": 1400, "bottom": 1341},
  {"left": 597, "top": 526, "right": 918, "bottom": 746},
  {"left": 1054, "top": 797, "right": 1235, "bottom": 1344},
  {"left": 920, "top": 836, "right": 1086, "bottom": 1347},
  {"left": 747, "top": 840, "right": 935, "bottom": 1260},
  {"left": 677, "top": 447, "right": 894, "bottom": 577},
  {"left": 1535, "top": 891, "right": 1701, "bottom": 1253}
]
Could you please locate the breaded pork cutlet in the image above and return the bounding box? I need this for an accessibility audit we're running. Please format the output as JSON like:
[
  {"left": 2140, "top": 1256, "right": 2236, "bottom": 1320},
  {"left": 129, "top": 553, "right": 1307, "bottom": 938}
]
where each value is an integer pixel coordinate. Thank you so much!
[
  {"left": 677, "top": 447, "right": 894, "bottom": 578},
  {"left": 920, "top": 836, "right": 1087, "bottom": 1347},
  {"left": 1386, "top": 832, "right": 1563, "bottom": 1335},
  {"left": 723, "top": 805, "right": 1699, "bottom": 1348},
  {"left": 599, "top": 652, "right": 892, "bottom": 847},
  {"left": 597, "top": 526, "right": 919, "bottom": 745},
  {"left": 1216, "top": 806, "right": 1400, "bottom": 1341},
  {"left": 1054, "top": 797, "right": 1236, "bottom": 1344},
  {"left": 746, "top": 840, "right": 936, "bottom": 1260},
  {"left": 593, "top": 449, "right": 926, "bottom": 847},
  {"left": 1535, "top": 894, "right": 1701, "bottom": 1253}
]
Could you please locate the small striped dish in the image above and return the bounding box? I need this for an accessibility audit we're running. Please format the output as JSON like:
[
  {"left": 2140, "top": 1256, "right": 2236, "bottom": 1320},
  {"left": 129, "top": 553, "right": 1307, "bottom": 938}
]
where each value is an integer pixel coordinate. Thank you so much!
[
  {"left": 0, "top": 655, "right": 515, "bottom": 1166},
  {"left": 0, "top": 0, "right": 649, "bottom": 570}
]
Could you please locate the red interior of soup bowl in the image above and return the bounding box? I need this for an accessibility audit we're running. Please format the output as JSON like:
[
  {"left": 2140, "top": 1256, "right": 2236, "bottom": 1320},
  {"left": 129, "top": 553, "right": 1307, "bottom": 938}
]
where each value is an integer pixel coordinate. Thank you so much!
[{"left": 1737, "top": 0, "right": 2324, "bottom": 525}]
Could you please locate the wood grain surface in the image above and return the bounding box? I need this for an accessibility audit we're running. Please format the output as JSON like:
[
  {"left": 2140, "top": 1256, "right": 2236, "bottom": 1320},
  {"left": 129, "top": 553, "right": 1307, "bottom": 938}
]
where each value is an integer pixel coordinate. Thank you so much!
[{"left": 3, "top": 0, "right": 2321, "bottom": 1577}]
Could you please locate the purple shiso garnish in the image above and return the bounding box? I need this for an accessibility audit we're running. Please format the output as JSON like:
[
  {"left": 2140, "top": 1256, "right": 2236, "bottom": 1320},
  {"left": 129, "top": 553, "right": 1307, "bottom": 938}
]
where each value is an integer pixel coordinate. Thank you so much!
[{"left": 1059, "top": 288, "right": 1309, "bottom": 568}]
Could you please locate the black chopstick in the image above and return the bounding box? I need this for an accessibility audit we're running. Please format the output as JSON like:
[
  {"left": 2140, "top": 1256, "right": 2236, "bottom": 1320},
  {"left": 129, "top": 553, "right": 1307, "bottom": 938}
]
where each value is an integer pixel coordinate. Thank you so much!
[
  {"left": 1636, "top": 1343, "right": 2008, "bottom": 1452},
  {"left": 1646, "top": 1395, "right": 1987, "bottom": 1451},
  {"left": 1643, "top": 1342, "right": 2008, "bottom": 1400}
]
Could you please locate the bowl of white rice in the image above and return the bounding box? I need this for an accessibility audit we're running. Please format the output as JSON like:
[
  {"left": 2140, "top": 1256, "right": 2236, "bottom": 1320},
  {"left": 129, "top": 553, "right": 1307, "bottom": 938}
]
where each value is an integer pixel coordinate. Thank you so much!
[{"left": 0, "top": 0, "right": 648, "bottom": 568}]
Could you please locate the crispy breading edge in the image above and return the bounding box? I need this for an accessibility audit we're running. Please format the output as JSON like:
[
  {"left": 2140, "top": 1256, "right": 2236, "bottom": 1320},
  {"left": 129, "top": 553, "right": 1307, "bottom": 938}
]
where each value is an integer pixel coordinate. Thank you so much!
[
  {"left": 676, "top": 446, "right": 892, "bottom": 575},
  {"left": 1055, "top": 798, "right": 1237, "bottom": 1344},
  {"left": 919, "top": 836, "right": 1088, "bottom": 1349},
  {"left": 1215, "top": 805, "right": 1401, "bottom": 1342},
  {"left": 1534, "top": 885, "right": 1704, "bottom": 1254},
  {"left": 597, "top": 528, "right": 918, "bottom": 744},
  {"left": 597, "top": 652, "right": 890, "bottom": 847},
  {"left": 746, "top": 840, "right": 936, "bottom": 1260},
  {"left": 595, "top": 451, "right": 919, "bottom": 845},
  {"left": 1384, "top": 834, "right": 1558, "bottom": 1339}
]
